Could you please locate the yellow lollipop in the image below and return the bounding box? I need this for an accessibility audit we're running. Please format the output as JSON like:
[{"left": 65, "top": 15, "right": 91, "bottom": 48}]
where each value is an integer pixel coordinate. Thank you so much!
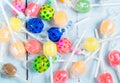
[
  {"left": 9, "top": 17, "right": 22, "bottom": 32},
  {"left": 10, "top": 41, "right": 26, "bottom": 58},
  {"left": 83, "top": 37, "right": 99, "bottom": 51},
  {"left": 43, "top": 41, "right": 57, "bottom": 56},
  {"left": 100, "top": 19, "right": 115, "bottom": 35},
  {"left": 0, "top": 27, "right": 11, "bottom": 43}
]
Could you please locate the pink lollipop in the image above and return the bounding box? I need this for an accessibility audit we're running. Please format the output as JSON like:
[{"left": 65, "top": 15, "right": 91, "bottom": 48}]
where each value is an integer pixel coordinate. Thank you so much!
[
  {"left": 25, "top": 0, "right": 40, "bottom": 17},
  {"left": 98, "top": 72, "right": 113, "bottom": 83},
  {"left": 12, "top": 0, "right": 25, "bottom": 15},
  {"left": 57, "top": 38, "right": 72, "bottom": 54}
]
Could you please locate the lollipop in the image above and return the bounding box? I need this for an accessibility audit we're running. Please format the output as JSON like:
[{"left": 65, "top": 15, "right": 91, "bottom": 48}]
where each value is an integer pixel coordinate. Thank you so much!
[
  {"left": 53, "top": 27, "right": 88, "bottom": 83},
  {"left": 33, "top": 54, "right": 50, "bottom": 72},
  {"left": 12, "top": 0, "right": 25, "bottom": 15},
  {"left": 40, "top": 4, "right": 54, "bottom": 21},
  {"left": 98, "top": 72, "right": 113, "bottom": 83},
  {"left": 72, "top": 0, "right": 120, "bottom": 13},
  {"left": 57, "top": 38, "right": 72, "bottom": 54},
  {"left": 108, "top": 50, "right": 120, "bottom": 81},
  {"left": 43, "top": 41, "right": 57, "bottom": 83},
  {"left": 52, "top": 0, "right": 68, "bottom": 27},
  {"left": 25, "top": 0, "right": 41, "bottom": 17},
  {"left": 1, "top": 63, "right": 30, "bottom": 83},
  {"left": 0, "top": 3, "right": 26, "bottom": 58}
]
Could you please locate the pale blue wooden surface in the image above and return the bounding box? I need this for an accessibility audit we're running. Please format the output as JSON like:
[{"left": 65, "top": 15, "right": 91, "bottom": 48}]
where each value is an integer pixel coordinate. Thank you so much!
[{"left": 1, "top": 0, "right": 120, "bottom": 83}]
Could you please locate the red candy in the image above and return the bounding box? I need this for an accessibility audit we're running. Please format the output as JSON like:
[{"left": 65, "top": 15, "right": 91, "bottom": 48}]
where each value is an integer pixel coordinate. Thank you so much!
[
  {"left": 25, "top": 39, "right": 42, "bottom": 54},
  {"left": 98, "top": 73, "right": 113, "bottom": 83},
  {"left": 108, "top": 50, "right": 120, "bottom": 66},
  {"left": 53, "top": 70, "right": 69, "bottom": 83},
  {"left": 12, "top": 0, "right": 25, "bottom": 15},
  {"left": 25, "top": 2, "right": 40, "bottom": 17},
  {"left": 57, "top": 38, "right": 72, "bottom": 54}
]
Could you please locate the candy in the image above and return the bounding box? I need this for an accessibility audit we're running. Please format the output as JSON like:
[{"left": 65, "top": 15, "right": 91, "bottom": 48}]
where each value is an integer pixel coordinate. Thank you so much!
[
  {"left": 25, "top": 2, "right": 40, "bottom": 17},
  {"left": 71, "top": 61, "right": 86, "bottom": 77},
  {"left": 53, "top": 11, "right": 68, "bottom": 27},
  {"left": 43, "top": 41, "right": 57, "bottom": 56},
  {"left": 12, "top": 1, "right": 25, "bottom": 15},
  {"left": 98, "top": 73, "right": 113, "bottom": 83},
  {"left": 0, "top": 27, "right": 11, "bottom": 43},
  {"left": 40, "top": 4, "right": 54, "bottom": 21},
  {"left": 47, "top": 27, "right": 65, "bottom": 42},
  {"left": 2, "top": 63, "right": 17, "bottom": 77},
  {"left": 9, "top": 17, "right": 22, "bottom": 32},
  {"left": 100, "top": 20, "right": 115, "bottom": 35},
  {"left": 74, "top": 0, "right": 91, "bottom": 13},
  {"left": 27, "top": 18, "right": 44, "bottom": 33},
  {"left": 53, "top": 70, "right": 69, "bottom": 83},
  {"left": 83, "top": 37, "right": 99, "bottom": 51},
  {"left": 57, "top": 38, "right": 72, "bottom": 54},
  {"left": 59, "top": 0, "right": 65, "bottom": 3},
  {"left": 25, "top": 39, "right": 42, "bottom": 54},
  {"left": 108, "top": 50, "right": 120, "bottom": 67},
  {"left": 10, "top": 41, "right": 26, "bottom": 58},
  {"left": 33, "top": 54, "right": 50, "bottom": 72}
]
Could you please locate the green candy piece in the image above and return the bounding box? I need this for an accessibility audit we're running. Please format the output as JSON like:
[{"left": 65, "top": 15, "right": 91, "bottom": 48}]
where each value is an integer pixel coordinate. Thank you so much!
[
  {"left": 74, "top": 0, "right": 91, "bottom": 13},
  {"left": 33, "top": 54, "right": 50, "bottom": 73},
  {"left": 40, "top": 4, "right": 54, "bottom": 21}
]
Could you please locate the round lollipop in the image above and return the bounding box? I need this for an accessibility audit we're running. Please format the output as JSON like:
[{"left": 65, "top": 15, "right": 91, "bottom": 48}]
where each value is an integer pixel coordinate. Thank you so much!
[
  {"left": 52, "top": 0, "right": 68, "bottom": 27},
  {"left": 72, "top": 0, "right": 120, "bottom": 13},
  {"left": 47, "top": 27, "right": 65, "bottom": 42},
  {"left": 12, "top": 0, "right": 25, "bottom": 15},
  {"left": 33, "top": 54, "right": 50, "bottom": 72},
  {"left": 40, "top": 4, "right": 54, "bottom": 21},
  {"left": 1, "top": 63, "right": 30, "bottom": 83},
  {"left": 57, "top": 38, "right": 72, "bottom": 54},
  {"left": 53, "top": 28, "right": 88, "bottom": 83},
  {"left": 43, "top": 41, "right": 57, "bottom": 83},
  {"left": 108, "top": 50, "right": 120, "bottom": 81},
  {"left": 0, "top": 3, "right": 26, "bottom": 58},
  {"left": 98, "top": 72, "right": 113, "bottom": 83},
  {"left": 25, "top": 0, "right": 41, "bottom": 17}
]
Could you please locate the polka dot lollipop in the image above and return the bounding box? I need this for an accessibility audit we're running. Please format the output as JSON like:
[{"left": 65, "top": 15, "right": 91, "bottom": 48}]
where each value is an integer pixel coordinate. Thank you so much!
[
  {"left": 12, "top": 0, "right": 25, "bottom": 15},
  {"left": 72, "top": 0, "right": 120, "bottom": 13},
  {"left": 47, "top": 27, "right": 65, "bottom": 42},
  {"left": 33, "top": 54, "right": 50, "bottom": 73},
  {"left": 25, "top": 0, "right": 41, "bottom": 17},
  {"left": 57, "top": 38, "right": 72, "bottom": 54},
  {"left": 40, "top": 4, "right": 54, "bottom": 21},
  {"left": 1, "top": 63, "right": 30, "bottom": 83}
]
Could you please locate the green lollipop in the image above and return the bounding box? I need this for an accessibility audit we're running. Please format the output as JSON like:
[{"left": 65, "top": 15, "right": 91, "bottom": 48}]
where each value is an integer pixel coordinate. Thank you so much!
[
  {"left": 33, "top": 54, "right": 50, "bottom": 73},
  {"left": 40, "top": 4, "right": 54, "bottom": 21}
]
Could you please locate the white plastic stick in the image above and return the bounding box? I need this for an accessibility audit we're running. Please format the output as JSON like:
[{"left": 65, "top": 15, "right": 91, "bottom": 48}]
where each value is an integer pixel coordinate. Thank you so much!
[
  {"left": 115, "top": 66, "right": 120, "bottom": 81},
  {"left": 63, "top": 28, "right": 88, "bottom": 70},
  {"left": 49, "top": 57, "right": 53, "bottom": 83},
  {"left": 37, "top": 0, "right": 40, "bottom": 4},
  {"left": 0, "top": 2, "right": 16, "bottom": 41},
  {"left": 91, "top": 3, "right": 120, "bottom": 7},
  {"left": 0, "top": 44, "right": 5, "bottom": 63},
  {"left": 15, "top": 74, "right": 30, "bottom": 83},
  {"left": 53, "top": 0, "right": 59, "bottom": 11}
]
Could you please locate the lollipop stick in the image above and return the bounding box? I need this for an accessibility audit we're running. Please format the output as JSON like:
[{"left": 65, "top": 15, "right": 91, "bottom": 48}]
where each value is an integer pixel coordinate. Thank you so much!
[
  {"left": 115, "top": 66, "right": 120, "bottom": 81},
  {"left": 0, "top": 44, "right": 5, "bottom": 63},
  {"left": 63, "top": 28, "right": 88, "bottom": 70},
  {"left": 0, "top": 2, "right": 16, "bottom": 41},
  {"left": 91, "top": 3, "right": 120, "bottom": 7},
  {"left": 15, "top": 74, "right": 30, "bottom": 83},
  {"left": 49, "top": 57, "right": 53, "bottom": 83},
  {"left": 37, "top": 0, "right": 40, "bottom": 4},
  {"left": 53, "top": 0, "right": 59, "bottom": 11}
]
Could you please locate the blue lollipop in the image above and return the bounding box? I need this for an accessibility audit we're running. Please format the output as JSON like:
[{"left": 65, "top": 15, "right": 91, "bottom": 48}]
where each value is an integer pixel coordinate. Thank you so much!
[
  {"left": 27, "top": 18, "right": 44, "bottom": 33},
  {"left": 47, "top": 27, "right": 65, "bottom": 42}
]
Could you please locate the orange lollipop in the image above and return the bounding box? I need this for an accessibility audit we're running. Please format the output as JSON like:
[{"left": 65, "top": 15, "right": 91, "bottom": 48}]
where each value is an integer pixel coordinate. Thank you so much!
[
  {"left": 100, "top": 19, "right": 115, "bottom": 35},
  {"left": 0, "top": 27, "right": 11, "bottom": 43}
]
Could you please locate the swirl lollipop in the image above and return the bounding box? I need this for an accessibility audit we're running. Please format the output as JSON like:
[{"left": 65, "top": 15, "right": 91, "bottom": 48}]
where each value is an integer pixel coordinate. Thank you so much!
[
  {"left": 0, "top": 2, "right": 26, "bottom": 58},
  {"left": 1, "top": 63, "right": 30, "bottom": 83},
  {"left": 108, "top": 50, "right": 120, "bottom": 81},
  {"left": 12, "top": 0, "right": 26, "bottom": 15},
  {"left": 71, "top": 0, "right": 120, "bottom": 13}
]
